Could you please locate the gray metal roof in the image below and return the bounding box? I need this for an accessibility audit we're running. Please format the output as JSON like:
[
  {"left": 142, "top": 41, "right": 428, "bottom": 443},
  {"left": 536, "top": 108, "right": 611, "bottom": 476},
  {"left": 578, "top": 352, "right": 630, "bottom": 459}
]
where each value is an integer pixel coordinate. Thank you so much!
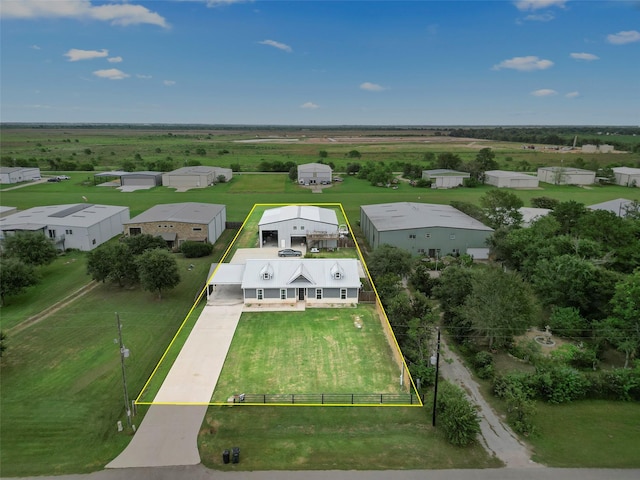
[
  {"left": 0, "top": 204, "right": 129, "bottom": 229},
  {"left": 94, "top": 171, "right": 129, "bottom": 177},
  {"left": 588, "top": 198, "right": 635, "bottom": 217},
  {"left": 297, "top": 162, "right": 332, "bottom": 173},
  {"left": 538, "top": 167, "right": 594, "bottom": 174},
  {"left": 164, "top": 166, "right": 217, "bottom": 176},
  {"left": 613, "top": 167, "right": 640, "bottom": 175},
  {"left": 423, "top": 169, "right": 470, "bottom": 177},
  {"left": 122, "top": 171, "right": 163, "bottom": 177},
  {"left": 259, "top": 205, "right": 338, "bottom": 227},
  {"left": 361, "top": 202, "right": 493, "bottom": 232},
  {"left": 125, "top": 202, "right": 225, "bottom": 225},
  {"left": 241, "top": 258, "right": 360, "bottom": 289},
  {"left": 485, "top": 170, "right": 537, "bottom": 179}
]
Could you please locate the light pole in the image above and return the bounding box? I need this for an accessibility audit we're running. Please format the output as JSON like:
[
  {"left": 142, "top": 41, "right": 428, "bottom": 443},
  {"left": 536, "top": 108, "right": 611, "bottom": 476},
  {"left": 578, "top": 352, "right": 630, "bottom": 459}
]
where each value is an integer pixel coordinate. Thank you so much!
[
  {"left": 116, "top": 312, "right": 132, "bottom": 429},
  {"left": 430, "top": 327, "right": 441, "bottom": 427}
]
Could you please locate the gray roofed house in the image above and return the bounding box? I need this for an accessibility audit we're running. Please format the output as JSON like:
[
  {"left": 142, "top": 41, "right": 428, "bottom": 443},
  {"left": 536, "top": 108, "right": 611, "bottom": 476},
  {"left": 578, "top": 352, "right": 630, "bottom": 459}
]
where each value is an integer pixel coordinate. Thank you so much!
[
  {"left": 0, "top": 203, "right": 130, "bottom": 251},
  {"left": 162, "top": 166, "right": 233, "bottom": 189},
  {"left": 297, "top": 162, "right": 332, "bottom": 185},
  {"left": 258, "top": 205, "right": 339, "bottom": 249},
  {"left": 360, "top": 202, "right": 493, "bottom": 258},
  {"left": 123, "top": 202, "right": 226, "bottom": 249},
  {"left": 208, "top": 258, "right": 360, "bottom": 306}
]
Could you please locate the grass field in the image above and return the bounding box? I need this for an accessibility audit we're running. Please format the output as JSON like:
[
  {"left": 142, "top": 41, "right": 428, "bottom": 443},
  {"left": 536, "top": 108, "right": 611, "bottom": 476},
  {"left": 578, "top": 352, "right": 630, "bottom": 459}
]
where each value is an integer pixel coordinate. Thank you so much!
[
  {"left": 210, "top": 306, "right": 404, "bottom": 403},
  {"left": 198, "top": 405, "right": 502, "bottom": 470}
]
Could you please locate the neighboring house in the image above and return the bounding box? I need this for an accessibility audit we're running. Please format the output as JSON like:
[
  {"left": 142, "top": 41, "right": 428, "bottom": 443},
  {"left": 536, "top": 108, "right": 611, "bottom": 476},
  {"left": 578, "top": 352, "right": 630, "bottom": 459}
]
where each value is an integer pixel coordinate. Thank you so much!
[
  {"left": 0, "top": 203, "right": 129, "bottom": 251},
  {"left": 537, "top": 167, "right": 595, "bottom": 185},
  {"left": 612, "top": 167, "right": 640, "bottom": 188},
  {"left": 360, "top": 202, "right": 493, "bottom": 258},
  {"left": 588, "top": 198, "right": 636, "bottom": 217},
  {"left": 0, "top": 167, "right": 41, "bottom": 184},
  {"left": 519, "top": 207, "right": 551, "bottom": 227},
  {"left": 208, "top": 258, "right": 360, "bottom": 306},
  {"left": 422, "top": 169, "right": 470, "bottom": 189},
  {"left": 120, "top": 171, "right": 163, "bottom": 188},
  {"left": 484, "top": 170, "right": 539, "bottom": 188},
  {"left": 162, "top": 166, "right": 233, "bottom": 189},
  {"left": 297, "top": 163, "right": 332, "bottom": 185},
  {"left": 259, "top": 205, "right": 339, "bottom": 249},
  {"left": 123, "top": 202, "right": 226, "bottom": 249}
]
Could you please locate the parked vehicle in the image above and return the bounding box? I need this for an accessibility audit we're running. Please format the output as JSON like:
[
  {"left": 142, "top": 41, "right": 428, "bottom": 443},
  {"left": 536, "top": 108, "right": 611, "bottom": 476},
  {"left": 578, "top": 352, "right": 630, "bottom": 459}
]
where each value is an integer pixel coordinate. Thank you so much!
[
  {"left": 278, "top": 249, "right": 302, "bottom": 257},
  {"left": 56, "top": 175, "right": 70, "bottom": 180},
  {"left": 310, "top": 247, "right": 320, "bottom": 253},
  {"left": 47, "top": 177, "right": 60, "bottom": 182}
]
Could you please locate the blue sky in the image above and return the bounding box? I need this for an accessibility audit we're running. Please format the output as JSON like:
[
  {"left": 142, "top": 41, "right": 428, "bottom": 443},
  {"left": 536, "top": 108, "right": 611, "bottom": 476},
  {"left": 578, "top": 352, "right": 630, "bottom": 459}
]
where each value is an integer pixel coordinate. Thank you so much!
[{"left": 1, "top": 0, "right": 638, "bottom": 125}]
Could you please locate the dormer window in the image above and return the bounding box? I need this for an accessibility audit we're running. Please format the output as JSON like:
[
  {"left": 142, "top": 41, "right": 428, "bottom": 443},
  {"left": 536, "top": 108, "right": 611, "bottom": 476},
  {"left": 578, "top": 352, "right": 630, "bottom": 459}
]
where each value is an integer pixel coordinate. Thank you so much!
[
  {"left": 259, "top": 263, "right": 274, "bottom": 280},
  {"left": 330, "top": 262, "right": 345, "bottom": 280}
]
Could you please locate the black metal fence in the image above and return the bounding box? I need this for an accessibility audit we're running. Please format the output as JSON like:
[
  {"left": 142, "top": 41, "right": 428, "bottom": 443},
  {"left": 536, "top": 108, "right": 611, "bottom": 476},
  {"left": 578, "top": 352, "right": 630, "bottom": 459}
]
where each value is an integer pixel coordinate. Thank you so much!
[{"left": 227, "top": 393, "right": 423, "bottom": 405}]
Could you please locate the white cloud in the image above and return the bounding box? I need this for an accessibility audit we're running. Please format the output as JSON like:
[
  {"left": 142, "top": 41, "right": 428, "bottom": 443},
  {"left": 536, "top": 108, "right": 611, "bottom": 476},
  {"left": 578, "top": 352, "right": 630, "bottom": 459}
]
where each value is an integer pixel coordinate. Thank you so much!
[
  {"left": 108, "top": 56, "right": 123, "bottom": 63},
  {"left": 514, "top": 0, "right": 567, "bottom": 11},
  {"left": 64, "top": 48, "right": 108, "bottom": 61},
  {"left": 258, "top": 39, "right": 292, "bottom": 53},
  {"left": 136, "top": 74, "right": 152, "bottom": 79},
  {"left": 524, "top": 13, "right": 555, "bottom": 21},
  {"left": 204, "top": 0, "right": 253, "bottom": 7},
  {"left": 360, "top": 82, "right": 385, "bottom": 92},
  {"left": 31, "top": 44, "right": 41, "bottom": 50},
  {"left": 301, "top": 102, "right": 319, "bottom": 109},
  {"left": 0, "top": 0, "right": 168, "bottom": 28},
  {"left": 163, "top": 80, "right": 176, "bottom": 86},
  {"left": 531, "top": 88, "right": 558, "bottom": 96},
  {"left": 570, "top": 52, "right": 599, "bottom": 61},
  {"left": 565, "top": 91, "right": 580, "bottom": 98},
  {"left": 492, "top": 56, "right": 554, "bottom": 71},
  {"left": 607, "top": 30, "right": 640, "bottom": 45},
  {"left": 93, "top": 68, "right": 129, "bottom": 80}
]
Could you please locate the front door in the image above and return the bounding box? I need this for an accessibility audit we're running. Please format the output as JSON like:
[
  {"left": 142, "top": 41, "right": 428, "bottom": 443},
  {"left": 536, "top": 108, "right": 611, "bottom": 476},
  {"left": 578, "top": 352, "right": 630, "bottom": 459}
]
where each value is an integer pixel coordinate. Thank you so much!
[{"left": 298, "top": 288, "right": 305, "bottom": 301}]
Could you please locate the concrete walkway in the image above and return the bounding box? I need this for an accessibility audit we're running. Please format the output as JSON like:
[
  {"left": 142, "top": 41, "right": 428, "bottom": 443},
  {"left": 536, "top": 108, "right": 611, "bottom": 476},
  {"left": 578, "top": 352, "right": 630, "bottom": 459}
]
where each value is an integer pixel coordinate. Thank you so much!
[{"left": 106, "top": 287, "right": 244, "bottom": 469}]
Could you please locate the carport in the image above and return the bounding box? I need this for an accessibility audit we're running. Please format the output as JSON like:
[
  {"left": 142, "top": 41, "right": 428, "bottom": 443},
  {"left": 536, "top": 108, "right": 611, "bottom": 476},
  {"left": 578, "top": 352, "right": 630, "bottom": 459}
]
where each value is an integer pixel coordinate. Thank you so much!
[{"left": 206, "top": 263, "right": 245, "bottom": 300}]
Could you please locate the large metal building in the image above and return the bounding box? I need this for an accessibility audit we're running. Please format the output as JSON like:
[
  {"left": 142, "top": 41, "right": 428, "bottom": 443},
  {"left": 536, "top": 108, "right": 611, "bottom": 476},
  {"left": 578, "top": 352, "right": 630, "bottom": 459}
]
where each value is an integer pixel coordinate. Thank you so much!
[
  {"left": 485, "top": 170, "right": 539, "bottom": 188},
  {"left": 297, "top": 163, "right": 332, "bottom": 185},
  {"left": 612, "top": 167, "right": 640, "bottom": 188},
  {"left": 162, "top": 166, "right": 233, "bottom": 189},
  {"left": 422, "top": 169, "right": 470, "bottom": 189},
  {"left": 537, "top": 167, "right": 595, "bottom": 185},
  {"left": 360, "top": 202, "right": 493, "bottom": 258},
  {"left": 0, "top": 167, "right": 41, "bottom": 184},
  {"left": 258, "top": 205, "right": 339, "bottom": 249}
]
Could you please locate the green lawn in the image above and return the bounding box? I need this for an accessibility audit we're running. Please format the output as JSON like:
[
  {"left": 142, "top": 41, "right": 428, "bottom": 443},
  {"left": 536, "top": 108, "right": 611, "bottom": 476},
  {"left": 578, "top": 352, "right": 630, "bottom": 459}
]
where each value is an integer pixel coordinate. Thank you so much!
[
  {"left": 0, "top": 254, "right": 213, "bottom": 477},
  {"left": 211, "top": 306, "right": 404, "bottom": 403},
  {"left": 528, "top": 400, "right": 640, "bottom": 467}
]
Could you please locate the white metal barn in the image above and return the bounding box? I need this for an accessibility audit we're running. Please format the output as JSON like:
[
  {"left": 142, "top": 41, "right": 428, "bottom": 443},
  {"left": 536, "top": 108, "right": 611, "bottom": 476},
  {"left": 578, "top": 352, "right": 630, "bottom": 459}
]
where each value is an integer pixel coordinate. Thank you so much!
[
  {"left": 297, "top": 163, "right": 332, "bottom": 185},
  {"left": 422, "top": 169, "right": 470, "bottom": 189},
  {"left": 0, "top": 167, "right": 41, "bottom": 184},
  {"left": 485, "top": 170, "right": 539, "bottom": 188},
  {"left": 258, "top": 205, "right": 339, "bottom": 249},
  {"left": 0, "top": 204, "right": 130, "bottom": 251},
  {"left": 612, "top": 167, "right": 640, "bottom": 188},
  {"left": 162, "top": 166, "right": 233, "bottom": 189},
  {"left": 537, "top": 167, "right": 595, "bottom": 185}
]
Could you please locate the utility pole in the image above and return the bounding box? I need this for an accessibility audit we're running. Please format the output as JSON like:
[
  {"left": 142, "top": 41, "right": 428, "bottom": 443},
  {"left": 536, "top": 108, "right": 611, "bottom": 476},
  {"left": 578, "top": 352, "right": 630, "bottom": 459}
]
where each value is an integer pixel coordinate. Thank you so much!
[
  {"left": 116, "top": 312, "right": 132, "bottom": 428},
  {"left": 430, "top": 327, "right": 441, "bottom": 427}
]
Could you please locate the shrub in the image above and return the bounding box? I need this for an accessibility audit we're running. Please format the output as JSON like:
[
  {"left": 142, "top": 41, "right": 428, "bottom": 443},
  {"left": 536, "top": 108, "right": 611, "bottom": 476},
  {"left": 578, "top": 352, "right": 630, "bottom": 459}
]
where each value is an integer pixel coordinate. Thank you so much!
[
  {"left": 531, "top": 196, "right": 560, "bottom": 209},
  {"left": 600, "top": 366, "right": 640, "bottom": 401},
  {"left": 508, "top": 339, "right": 542, "bottom": 364},
  {"left": 548, "top": 306, "right": 587, "bottom": 339},
  {"left": 180, "top": 241, "right": 213, "bottom": 258},
  {"left": 437, "top": 381, "right": 481, "bottom": 447},
  {"left": 535, "top": 363, "right": 589, "bottom": 404}
]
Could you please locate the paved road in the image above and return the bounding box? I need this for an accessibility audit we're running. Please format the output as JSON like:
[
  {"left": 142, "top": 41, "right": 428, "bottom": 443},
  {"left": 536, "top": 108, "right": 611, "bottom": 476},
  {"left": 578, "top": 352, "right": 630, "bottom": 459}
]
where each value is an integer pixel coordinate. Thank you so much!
[
  {"left": 7, "top": 466, "right": 640, "bottom": 480},
  {"left": 438, "top": 337, "right": 539, "bottom": 468}
]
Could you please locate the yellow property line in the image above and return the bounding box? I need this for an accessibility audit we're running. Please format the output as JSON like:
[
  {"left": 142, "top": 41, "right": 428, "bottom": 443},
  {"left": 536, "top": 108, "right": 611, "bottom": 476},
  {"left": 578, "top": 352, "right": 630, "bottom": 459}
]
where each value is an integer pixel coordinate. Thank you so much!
[{"left": 135, "top": 202, "right": 422, "bottom": 407}]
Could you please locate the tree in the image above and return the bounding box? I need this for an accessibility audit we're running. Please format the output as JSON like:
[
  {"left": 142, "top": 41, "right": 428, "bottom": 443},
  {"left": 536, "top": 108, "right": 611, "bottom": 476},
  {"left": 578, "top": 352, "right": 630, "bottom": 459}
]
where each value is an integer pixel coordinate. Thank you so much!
[
  {"left": 346, "top": 162, "right": 360, "bottom": 175},
  {"left": 600, "top": 271, "right": 640, "bottom": 368},
  {"left": 480, "top": 189, "right": 524, "bottom": 229},
  {"left": 123, "top": 234, "right": 167, "bottom": 256},
  {"left": 86, "top": 243, "right": 137, "bottom": 287},
  {"left": 2, "top": 231, "right": 57, "bottom": 266},
  {"left": 466, "top": 148, "right": 498, "bottom": 182},
  {"left": 347, "top": 150, "right": 361, "bottom": 158},
  {"left": 551, "top": 201, "right": 587, "bottom": 235},
  {"left": 432, "top": 266, "right": 474, "bottom": 342},
  {"left": 366, "top": 244, "right": 412, "bottom": 278},
  {"left": 462, "top": 267, "right": 539, "bottom": 350},
  {"left": 0, "top": 257, "right": 38, "bottom": 306},
  {"left": 437, "top": 381, "right": 481, "bottom": 446},
  {"left": 288, "top": 166, "right": 297, "bottom": 182},
  {"left": 0, "top": 331, "right": 6, "bottom": 357},
  {"left": 436, "top": 152, "right": 462, "bottom": 170},
  {"left": 318, "top": 150, "right": 328, "bottom": 158},
  {"left": 136, "top": 249, "right": 181, "bottom": 299}
]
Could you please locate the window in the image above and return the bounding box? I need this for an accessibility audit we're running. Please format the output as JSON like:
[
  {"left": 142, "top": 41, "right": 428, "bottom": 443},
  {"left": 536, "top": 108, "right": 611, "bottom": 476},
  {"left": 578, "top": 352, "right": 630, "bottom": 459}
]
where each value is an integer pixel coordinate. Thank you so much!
[
  {"left": 425, "top": 233, "right": 431, "bottom": 239},
  {"left": 280, "top": 289, "right": 287, "bottom": 300},
  {"left": 340, "top": 289, "right": 347, "bottom": 300},
  {"left": 263, "top": 273, "right": 271, "bottom": 280},
  {"left": 334, "top": 272, "right": 341, "bottom": 280},
  {"left": 301, "top": 225, "right": 305, "bottom": 230},
  {"left": 409, "top": 234, "right": 416, "bottom": 239},
  {"left": 418, "top": 248, "right": 425, "bottom": 254},
  {"left": 449, "top": 234, "right": 456, "bottom": 240},
  {"left": 65, "top": 229, "right": 73, "bottom": 235},
  {"left": 193, "top": 227, "right": 202, "bottom": 231},
  {"left": 257, "top": 289, "right": 264, "bottom": 300},
  {"left": 92, "top": 239, "right": 96, "bottom": 245},
  {"left": 129, "top": 227, "right": 141, "bottom": 236},
  {"left": 293, "top": 226, "right": 297, "bottom": 230},
  {"left": 316, "top": 288, "right": 323, "bottom": 300}
]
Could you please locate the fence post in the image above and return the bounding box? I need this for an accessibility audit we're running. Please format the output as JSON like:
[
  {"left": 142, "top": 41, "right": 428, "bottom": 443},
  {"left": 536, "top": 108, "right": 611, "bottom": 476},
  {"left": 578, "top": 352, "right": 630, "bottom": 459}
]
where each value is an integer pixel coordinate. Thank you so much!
[{"left": 322, "top": 394, "right": 324, "bottom": 405}]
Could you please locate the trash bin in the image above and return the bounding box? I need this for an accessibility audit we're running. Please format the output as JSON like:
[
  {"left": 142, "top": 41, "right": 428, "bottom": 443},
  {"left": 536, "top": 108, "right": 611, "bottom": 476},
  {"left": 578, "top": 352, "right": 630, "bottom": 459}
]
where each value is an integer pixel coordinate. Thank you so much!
[
  {"left": 232, "top": 447, "right": 240, "bottom": 464},
  {"left": 222, "top": 449, "right": 230, "bottom": 464}
]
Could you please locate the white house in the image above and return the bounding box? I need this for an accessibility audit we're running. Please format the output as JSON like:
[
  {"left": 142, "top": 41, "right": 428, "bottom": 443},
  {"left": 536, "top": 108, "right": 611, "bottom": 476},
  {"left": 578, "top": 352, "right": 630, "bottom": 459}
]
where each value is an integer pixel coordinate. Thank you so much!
[
  {"left": 485, "top": 170, "right": 539, "bottom": 188},
  {"left": 208, "top": 258, "right": 360, "bottom": 307},
  {"left": 297, "top": 163, "right": 332, "bottom": 185},
  {"left": 0, "top": 167, "right": 41, "bottom": 184},
  {"left": 537, "top": 167, "right": 595, "bottom": 186},
  {"left": 0, "top": 204, "right": 129, "bottom": 251},
  {"left": 612, "top": 167, "right": 640, "bottom": 188},
  {"left": 422, "top": 169, "right": 470, "bottom": 189},
  {"left": 259, "top": 205, "right": 339, "bottom": 249}
]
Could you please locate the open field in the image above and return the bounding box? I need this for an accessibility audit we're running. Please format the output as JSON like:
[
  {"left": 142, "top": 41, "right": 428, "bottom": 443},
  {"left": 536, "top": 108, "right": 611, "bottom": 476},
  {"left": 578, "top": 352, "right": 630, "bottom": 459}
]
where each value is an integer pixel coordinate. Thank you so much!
[{"left": 210, "top": 307, "right": 405, "bottom": 403}]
